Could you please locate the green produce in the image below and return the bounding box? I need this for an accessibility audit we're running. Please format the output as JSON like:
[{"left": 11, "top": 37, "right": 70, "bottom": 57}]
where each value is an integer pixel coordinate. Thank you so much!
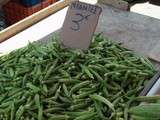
[
  {"left": 130, "top": 103, "right": 160, "bottom": 119},
  {"left": 129, "top": 96, "right": 160, "bottom": 120},
  {"left": 0, "top": 34, "right": 156, "bottom": 120}
]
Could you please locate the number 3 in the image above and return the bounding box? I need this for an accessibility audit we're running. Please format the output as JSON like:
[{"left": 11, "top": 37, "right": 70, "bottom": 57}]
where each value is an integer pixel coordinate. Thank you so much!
[{"left": 70, "top": 13, "right": 91, "bottom": 31}]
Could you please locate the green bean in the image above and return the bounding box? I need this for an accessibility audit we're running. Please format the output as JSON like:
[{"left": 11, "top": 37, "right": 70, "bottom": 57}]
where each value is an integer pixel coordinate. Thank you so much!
[
  {"left": 74, "top": 89, "right": 96, "bottom": 99},
  {"left": 94, "top": 101, "right": 106, "bottom": 119},
  {"left": 62, "top": 84, "right": 70, "bottom": 97},
  {"left": 131, "top": 115, "right": 158, "bottom": 120},
  {"left": 7, "top": 88, "right": 23, "bottom": 97},
  {"left": 42, "top": 84, "right": 48, "bottom": 95},
  {"left": 63, "top": 109, "right": 94, "bottom": 116},
  {"left": 79, "top": 83, "right": 98, "bottom": 92},
  {"left": 10, "top": 102, "right": 15, "bottom": 120},
  {"left": 43, "top": 59, "right": 58, "bottom": 80},
  {"left": 38, "top": 106, "right": 43, "bottom": 120},
  {"left": 0, "top": 101, "right": 11, "bottom": 108},
  {"left": 134, "top": 96, "right": 160, "bottom": 102},
  {"left": 22, "top": 75, "right": 27, "bottom": 87},
  {"left": 15, "top": 105, "right": 24, "bottom": 120},
  {"left": 59, "top": 69, "right": 70, "bottom": 77},
  {"left": 80, "top": 65, "right": 94, "bottom": 79},
  {"left": 48, "top": 114, "right": 69, "bottom": 120},
  {"left": 90, "top": 94, "right": 115, "bottom": 112},
  {"left": 69, "top": 102, "right": 90, "bottom": 111},
  {"left": 44, "top": 107, "right": 64, "bottom": 113},
  {"left": 27, "top": 111, "right": 38, "bottom": 119},
  {"left": 43, "top": 97, "right": 57, "bottom": 103},
  {"left": 89, "top": 68, "right": 104, "bottom": 82},
  {"left": 129, "top": 103, "right": 160, "bottom": 119},
  {"left": 110, "top": 91, "right": 123, "bottom": 101},
  {"left": 0, "top": 34, "right": 156, "bottom": 119},
  {"left": 25, "top": 100, "right": 34, "bottom": 109},
  {"left": 56, "top": 85, "right": 61, "bottom": 97},
  {"left": 26, "top": 83, "right": 40, "bottom": 93},
  {"left": 124, "top": 107, "right": 129, "bottom": 120},
  {"left": 35, "top": 94, "right": 40, "bottom": 108},
  {"left": 59, "top": 79, "right": 80, "bottom": 84},
  {"left": 74, "top": 112, "right": 97, "bottom": 120},
  {"left": 48, "top": 83, "right": 59, "bottom": 96},
  {"left": 59, "top": 95, "right": 71, "bottom": 103},
  {"left": 70, "top": 81, "right": 91, "bottom": 94}
]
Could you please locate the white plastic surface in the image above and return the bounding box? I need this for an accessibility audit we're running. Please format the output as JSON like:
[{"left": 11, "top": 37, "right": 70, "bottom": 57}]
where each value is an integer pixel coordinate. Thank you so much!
[
  {"left": 0, "top": 7, "right": 68, "bottom": 54},
  {"left": 147, "top": 78, "right": 160, "bottom": 96},
  {"left": 131, "top": 2, "right": 160, "bottom": 19}
]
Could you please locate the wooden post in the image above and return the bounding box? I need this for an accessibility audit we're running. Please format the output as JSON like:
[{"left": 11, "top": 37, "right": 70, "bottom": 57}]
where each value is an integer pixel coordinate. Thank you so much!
[{"left": 0, "top": 0, "right": 70, "bottom": 43}]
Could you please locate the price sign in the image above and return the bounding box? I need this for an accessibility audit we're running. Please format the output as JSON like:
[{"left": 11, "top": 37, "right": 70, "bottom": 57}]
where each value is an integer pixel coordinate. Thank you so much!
[{"left": 60, "top": 1, "right": 102, "bottom": 50}]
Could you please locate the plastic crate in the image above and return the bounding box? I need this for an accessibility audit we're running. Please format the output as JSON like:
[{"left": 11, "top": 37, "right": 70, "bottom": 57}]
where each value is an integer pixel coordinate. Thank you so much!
[
  {"left": 3, "top": 0, "right": 56, "bottom": 25},
  {"left": 42, "top": 0, "right": 52, "bottom": 8},
  {"left": 20, "top": 0, "right": 42, "bottom": 7}
]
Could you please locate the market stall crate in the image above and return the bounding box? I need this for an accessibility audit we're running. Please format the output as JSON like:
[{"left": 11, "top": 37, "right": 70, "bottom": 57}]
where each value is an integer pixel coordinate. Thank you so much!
[
  {"left": 0, "top": 0, "right": 69, "bottom": 43},
  {"left": 3, "top": 0, "right": 56, "bottom": 25},
  {"left": 20, "top": 0, "right": 42, "bottom": 7}
]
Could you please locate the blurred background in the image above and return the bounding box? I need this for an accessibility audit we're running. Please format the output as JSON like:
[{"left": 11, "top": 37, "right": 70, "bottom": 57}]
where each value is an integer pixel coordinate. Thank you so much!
[{"left": 0, "top": 0, "right": 159, "bottom": 32}]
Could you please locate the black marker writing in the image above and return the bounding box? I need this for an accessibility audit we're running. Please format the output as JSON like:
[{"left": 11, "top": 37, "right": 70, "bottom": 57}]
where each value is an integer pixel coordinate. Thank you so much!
[{"left": 70, "top": 13, "right": 91, "bottom": 31}]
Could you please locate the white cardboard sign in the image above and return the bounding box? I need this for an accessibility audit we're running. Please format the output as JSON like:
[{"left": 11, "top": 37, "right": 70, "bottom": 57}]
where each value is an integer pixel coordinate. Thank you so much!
[{"left": 60, "top": 1, "right": 102, "bottom": 50}]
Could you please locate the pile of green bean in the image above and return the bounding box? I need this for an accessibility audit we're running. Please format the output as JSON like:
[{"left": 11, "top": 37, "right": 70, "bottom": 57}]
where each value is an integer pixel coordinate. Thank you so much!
[{"left": 0, "top": 34, "right": 156, "bottom": 120}]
